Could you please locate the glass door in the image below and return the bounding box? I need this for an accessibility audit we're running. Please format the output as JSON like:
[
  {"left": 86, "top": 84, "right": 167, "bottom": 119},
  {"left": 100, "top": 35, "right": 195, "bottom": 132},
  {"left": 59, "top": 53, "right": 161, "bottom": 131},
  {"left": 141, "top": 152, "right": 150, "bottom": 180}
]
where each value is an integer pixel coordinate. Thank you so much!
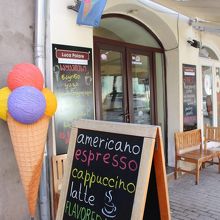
[
  {"left": 202, "top": 66, "right": 213, "bottom": 126},
  {"left": 216, "top": 67, "right": 220, "bottom": 126},
  {"left": 95, "top": 43, "right": 129, "bottom": 122},
  {"left": 127, "top": 49, "right": 153, "bottom": 124},
  {"left": 94, "top": 42, "right": 154, "bottom": 125}
]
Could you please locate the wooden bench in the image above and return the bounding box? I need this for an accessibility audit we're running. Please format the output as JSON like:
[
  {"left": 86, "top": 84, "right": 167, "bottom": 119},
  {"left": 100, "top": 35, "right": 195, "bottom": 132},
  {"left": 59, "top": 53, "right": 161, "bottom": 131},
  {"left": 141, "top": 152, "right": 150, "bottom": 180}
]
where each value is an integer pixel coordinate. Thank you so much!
[
  {"left": 52, "top": 154, "right": 67, "bottom": 218},
  {"left": 174, "top": 129, "right": 213, "bottom": 184},
  {"left": 204, "top": 125, "right": 220, "bottom": 173}
]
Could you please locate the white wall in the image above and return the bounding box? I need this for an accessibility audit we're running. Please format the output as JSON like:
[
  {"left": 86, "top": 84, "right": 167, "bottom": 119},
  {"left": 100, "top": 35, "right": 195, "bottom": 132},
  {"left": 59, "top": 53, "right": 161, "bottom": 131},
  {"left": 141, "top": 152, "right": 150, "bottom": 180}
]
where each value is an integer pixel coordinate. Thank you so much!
[{"left": 50, "top": 0, "right": 93, "bottom": 47}]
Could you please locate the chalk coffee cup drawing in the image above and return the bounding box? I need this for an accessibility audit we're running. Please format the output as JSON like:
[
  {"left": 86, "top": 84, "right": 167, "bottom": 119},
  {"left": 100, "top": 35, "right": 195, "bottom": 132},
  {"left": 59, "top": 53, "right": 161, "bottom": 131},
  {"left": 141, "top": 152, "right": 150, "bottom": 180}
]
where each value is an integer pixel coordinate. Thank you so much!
[
  {"left": 102, "top": 204, "right": 117, "bottom": 218},
  {"left": 101, "top": 190, "right": 117, "bottom": 218},
  {"left": 102, "top": 202, "right": 117, "bottom": 215}
]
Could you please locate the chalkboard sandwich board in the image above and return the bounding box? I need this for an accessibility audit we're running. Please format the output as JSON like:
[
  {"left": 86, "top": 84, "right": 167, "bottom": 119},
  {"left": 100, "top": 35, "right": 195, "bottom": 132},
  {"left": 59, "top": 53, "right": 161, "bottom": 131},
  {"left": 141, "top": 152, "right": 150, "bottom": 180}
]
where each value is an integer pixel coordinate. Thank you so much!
[{"left": 56, "top": 120, "right": 170, "bottom": 220}]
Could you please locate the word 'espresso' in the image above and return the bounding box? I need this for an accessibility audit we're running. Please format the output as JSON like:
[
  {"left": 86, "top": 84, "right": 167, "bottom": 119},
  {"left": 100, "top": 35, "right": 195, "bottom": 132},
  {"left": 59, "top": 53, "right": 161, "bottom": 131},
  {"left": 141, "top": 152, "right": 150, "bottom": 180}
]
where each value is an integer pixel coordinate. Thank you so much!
[{"left": 75, "top": 134, "right": 141, "bottom": 172}]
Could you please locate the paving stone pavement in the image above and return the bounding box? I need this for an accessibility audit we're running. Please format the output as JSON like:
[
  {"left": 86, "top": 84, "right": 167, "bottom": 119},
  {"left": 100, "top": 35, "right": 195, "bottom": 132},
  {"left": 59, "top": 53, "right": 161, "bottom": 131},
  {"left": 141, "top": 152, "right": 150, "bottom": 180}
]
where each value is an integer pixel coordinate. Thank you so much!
[{"left": 168, "top": 165, "right": 220, "bottom": 220}]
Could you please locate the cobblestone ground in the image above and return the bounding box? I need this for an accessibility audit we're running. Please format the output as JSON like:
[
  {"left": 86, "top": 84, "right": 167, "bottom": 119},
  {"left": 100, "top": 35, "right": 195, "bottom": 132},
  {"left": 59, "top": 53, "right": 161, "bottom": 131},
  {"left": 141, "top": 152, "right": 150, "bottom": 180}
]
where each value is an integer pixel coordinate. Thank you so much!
[{"left": 168, "top": 165, "right": 220, "bottom": 220}]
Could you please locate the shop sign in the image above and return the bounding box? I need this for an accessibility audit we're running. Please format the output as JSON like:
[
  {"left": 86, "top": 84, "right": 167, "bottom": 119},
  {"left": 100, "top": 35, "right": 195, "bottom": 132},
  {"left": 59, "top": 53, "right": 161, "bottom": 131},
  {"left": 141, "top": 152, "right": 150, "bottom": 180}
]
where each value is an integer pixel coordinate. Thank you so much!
[{"left": 76, "top": 0, "right": 107, "bottom": 27}]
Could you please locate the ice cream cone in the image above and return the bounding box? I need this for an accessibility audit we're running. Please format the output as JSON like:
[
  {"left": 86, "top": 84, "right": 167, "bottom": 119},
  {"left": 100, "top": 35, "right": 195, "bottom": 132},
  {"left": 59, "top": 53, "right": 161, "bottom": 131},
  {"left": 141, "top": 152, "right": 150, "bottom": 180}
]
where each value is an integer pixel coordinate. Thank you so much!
[{"left": 7, "top": 113, "right": 50, "bottom": 217}]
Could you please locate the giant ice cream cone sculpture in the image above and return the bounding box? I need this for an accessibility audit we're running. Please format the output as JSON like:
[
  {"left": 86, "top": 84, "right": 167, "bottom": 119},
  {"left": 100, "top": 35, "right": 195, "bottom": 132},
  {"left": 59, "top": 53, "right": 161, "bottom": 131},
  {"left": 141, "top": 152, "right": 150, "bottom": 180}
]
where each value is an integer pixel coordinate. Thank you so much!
[
  {"left": 0, "top": 63, "right": 57, "bottom": 218},
  {"left": 7, "top": 114, "right": 49, "bottom": 216}
]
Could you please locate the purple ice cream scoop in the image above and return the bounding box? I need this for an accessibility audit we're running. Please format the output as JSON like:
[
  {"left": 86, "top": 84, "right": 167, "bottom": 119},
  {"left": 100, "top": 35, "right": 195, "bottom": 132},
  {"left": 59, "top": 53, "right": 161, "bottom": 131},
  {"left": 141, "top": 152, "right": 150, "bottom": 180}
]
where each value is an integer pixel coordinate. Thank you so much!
[{"left": 8, "top": 86, "right": 46, "bottom": 124}]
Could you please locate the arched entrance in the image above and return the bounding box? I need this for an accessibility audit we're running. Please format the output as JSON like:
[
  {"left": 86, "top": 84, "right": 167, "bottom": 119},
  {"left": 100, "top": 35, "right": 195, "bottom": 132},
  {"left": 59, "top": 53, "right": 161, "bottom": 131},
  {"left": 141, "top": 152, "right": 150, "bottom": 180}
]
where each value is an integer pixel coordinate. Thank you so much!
[{"left": 93, "top": 14, "right": 167, "bottom": 161}]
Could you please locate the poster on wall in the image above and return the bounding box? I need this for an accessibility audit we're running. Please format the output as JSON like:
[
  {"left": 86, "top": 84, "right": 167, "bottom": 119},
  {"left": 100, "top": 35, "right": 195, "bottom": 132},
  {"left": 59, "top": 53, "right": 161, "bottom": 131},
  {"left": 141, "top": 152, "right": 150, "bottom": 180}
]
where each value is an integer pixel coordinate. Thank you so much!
[
  {"left": 216, "top": 67, "right": 220, "bottom": 126},
  {"left": 202, "top": 66, "right": 213, "bottom": 126},
  {"left": 52, "top": 44, "right": 94, "bottom": 154},
  {"left": 183, "top": 64, "right": 197, "bottom": 131}
]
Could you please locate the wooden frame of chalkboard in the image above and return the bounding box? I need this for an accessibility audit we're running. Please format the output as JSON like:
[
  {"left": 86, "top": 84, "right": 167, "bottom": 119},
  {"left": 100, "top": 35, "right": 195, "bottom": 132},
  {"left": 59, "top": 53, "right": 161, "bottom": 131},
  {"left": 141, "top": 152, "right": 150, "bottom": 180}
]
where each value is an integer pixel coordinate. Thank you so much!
[{"left": 56, "top": 120, "right": 170, "bottom": 220}]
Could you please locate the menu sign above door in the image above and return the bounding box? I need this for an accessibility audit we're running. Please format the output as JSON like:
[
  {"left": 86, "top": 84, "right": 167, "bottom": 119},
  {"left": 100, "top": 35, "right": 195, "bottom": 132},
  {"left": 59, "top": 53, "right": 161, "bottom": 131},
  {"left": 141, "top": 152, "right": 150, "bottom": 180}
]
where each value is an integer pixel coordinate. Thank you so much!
[
  {"left": 52, "top": 44, "right": 94, "bottom": 154},
  {"left": 56, "top": 120, "right": 171, "bottom": 220}
]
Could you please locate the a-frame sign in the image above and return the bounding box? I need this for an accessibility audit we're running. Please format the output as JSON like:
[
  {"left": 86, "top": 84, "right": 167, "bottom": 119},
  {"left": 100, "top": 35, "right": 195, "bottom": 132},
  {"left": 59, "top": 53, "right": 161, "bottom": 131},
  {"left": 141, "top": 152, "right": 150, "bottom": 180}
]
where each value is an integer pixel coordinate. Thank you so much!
[{"left": 56, "top": 120, "right": 170, "bottom": 220}]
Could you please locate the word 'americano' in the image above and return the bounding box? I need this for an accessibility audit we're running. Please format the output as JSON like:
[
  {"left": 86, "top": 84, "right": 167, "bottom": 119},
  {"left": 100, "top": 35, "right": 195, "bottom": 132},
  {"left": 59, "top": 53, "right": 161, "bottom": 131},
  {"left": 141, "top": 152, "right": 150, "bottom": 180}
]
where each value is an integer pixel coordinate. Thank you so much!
[{"left": 77, "top": 133, "right": 141, "bottom": 156}]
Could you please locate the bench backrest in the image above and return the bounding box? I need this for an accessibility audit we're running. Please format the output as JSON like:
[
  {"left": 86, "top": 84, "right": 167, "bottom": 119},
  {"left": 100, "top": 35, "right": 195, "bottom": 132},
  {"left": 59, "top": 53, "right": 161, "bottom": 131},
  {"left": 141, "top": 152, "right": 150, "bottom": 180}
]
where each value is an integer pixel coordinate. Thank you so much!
[
  {"left": 52, "top": 154, "right": 67, "bottom": 195},
  {"left": 174, "top": 129, "right": 202, "bottom": 154},
  {"left": 204, "top": 125, "right": 220, "bottom": 150}
]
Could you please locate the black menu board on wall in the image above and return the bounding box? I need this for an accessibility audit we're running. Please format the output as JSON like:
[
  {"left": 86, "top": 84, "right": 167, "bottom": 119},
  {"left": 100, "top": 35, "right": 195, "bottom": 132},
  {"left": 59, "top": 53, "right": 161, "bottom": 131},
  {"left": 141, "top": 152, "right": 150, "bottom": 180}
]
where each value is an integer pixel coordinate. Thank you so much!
[
  {"left": 52, "top": 44, "right": 94, "bottom": 154},
  {"left": 183, "top": 64, "right": 197, "bottom": 131},
  {"left": 56, "top": 120, "right": 171, "bottom": 220}
]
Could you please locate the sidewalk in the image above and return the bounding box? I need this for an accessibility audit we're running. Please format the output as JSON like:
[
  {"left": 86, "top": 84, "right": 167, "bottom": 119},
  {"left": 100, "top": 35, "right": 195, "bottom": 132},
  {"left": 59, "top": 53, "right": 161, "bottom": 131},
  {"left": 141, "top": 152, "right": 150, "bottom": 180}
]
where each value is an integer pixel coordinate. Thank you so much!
[{"left": 168, "top": 164, "right": 220, "bottom": 220}]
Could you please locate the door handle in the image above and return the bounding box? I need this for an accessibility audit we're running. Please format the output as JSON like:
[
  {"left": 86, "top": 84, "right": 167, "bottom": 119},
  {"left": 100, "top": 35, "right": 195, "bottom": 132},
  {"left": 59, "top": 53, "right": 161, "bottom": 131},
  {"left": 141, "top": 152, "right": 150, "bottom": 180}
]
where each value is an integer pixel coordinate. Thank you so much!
[{"left": 119, "top": 112, "right": 130, "bottom": 122}]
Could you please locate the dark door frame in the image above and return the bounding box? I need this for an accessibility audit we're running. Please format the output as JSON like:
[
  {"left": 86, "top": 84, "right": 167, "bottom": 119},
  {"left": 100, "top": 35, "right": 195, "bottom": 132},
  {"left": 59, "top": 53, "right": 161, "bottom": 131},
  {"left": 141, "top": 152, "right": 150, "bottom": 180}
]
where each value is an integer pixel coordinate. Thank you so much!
[
  {"left": 126, "top": 47, "right": 156, "bottom": 124},
  {"left": 94, "top": 39, "right": 127, "bottom": 121},
  {"left": 94, "top": 36, "right": 168, "bottom": 164},
  {"left": 94, "top": 36, "right": 157, "bottom": 124}
]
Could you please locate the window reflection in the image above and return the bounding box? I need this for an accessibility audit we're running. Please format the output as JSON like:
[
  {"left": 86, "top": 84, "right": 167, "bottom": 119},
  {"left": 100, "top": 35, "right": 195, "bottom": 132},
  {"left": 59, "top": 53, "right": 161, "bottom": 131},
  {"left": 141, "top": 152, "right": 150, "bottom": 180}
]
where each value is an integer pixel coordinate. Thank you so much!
[
  {"left": 101, "top": 50, "right": 124, "bottom": 122},
  {"left": 202, "top": 66, "right": 213, "bottom": 126},
  {"left": 132, "top": 54, "right": 151, "bottom": 124},
  {"left": 216, "top": 68, "right": 220, "bottom": 126}
]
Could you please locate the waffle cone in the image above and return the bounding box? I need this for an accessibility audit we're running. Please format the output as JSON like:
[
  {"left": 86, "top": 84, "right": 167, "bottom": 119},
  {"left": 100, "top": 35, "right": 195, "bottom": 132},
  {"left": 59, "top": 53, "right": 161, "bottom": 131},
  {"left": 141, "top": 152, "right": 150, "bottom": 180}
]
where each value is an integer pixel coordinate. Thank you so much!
[{"left": 7, "top": 114, "right": 50, "bottom": 217}]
